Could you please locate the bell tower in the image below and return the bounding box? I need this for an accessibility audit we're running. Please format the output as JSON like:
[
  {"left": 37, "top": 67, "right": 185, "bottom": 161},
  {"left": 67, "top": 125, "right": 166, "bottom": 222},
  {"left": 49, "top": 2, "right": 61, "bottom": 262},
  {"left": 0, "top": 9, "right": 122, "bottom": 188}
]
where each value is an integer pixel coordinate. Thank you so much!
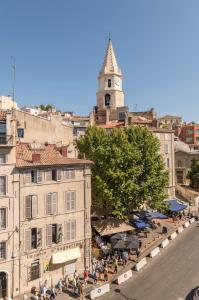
[{"left": 96, "top": 39, "right": 125, "bottom": 110}]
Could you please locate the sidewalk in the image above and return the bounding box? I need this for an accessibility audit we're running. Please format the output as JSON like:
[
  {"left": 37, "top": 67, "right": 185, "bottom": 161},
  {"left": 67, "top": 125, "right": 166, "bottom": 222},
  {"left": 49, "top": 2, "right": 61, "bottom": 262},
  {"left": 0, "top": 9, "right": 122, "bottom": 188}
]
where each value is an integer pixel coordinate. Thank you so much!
[{"left": 20, "top": 218, "right": 189, "bottom": 300}]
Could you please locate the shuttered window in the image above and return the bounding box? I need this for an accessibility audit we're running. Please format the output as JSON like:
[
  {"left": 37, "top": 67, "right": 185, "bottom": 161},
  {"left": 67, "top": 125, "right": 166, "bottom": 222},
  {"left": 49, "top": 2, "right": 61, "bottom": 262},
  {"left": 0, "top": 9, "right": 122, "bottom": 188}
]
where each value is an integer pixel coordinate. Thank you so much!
[
  {"left": 0, "top": 177, "right": 6, "bottom": 195},
  {"left": 25, "top": 172, "right": 31, "bottom": 185},
  {"left": 25, "top": 195, "right": 38, "bottom": 219},
  {"left": 0, "top": 154, "right": 6, "bottom": 164},
  {"left": 37, "top": 170, "right": 43, "bottom": 183},
  {"left": 0, "top": 242, "right": 6, "bottom": 259},
  {"left": 56, "top": 169, "right": 62, "bottom": 181},
  {"left": 64, "top": 220, "right": 76, "bottom": 241},
  {"left": 46, "top": 193, "right": 57, "bottom": 215},
  {"left": 0, "top": 208, "right": 6, "bottom": 229},
  {"left": 63, "top": 169, "right": 75, "bottom": 180},
  {"left": 46, "top": 225, "right": 52, "bottom": 246},
  {"left": 25, "top": 228, "right": 42, "bottom": 251},
  {"left": 65, "top": 191, "right": 76, "bottom": 211},
  {"left": 46, "top": 170, "right": 52, "bottom": 182}
]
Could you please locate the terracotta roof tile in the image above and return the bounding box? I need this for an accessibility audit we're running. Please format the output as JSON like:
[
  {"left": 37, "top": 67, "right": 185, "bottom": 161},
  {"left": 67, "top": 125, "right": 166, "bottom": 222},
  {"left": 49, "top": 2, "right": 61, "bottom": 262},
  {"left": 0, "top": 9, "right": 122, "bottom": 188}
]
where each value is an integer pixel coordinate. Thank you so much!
[
  {"left": 97, "top": 121, "right": 125, "bottom": 129},
  {"left": 16, "top": 143, "right": 92, "bottom": 168}
]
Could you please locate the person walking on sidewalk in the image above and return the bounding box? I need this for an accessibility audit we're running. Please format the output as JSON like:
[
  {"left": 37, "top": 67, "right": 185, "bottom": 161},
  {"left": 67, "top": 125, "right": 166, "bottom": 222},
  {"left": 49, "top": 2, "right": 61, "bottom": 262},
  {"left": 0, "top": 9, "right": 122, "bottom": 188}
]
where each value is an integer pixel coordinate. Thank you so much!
[
  {"left": 83, "top": 267, "right": 89, "bottom": 285},
  {"left": 114, "top": 258, "right": 118, "bottom": 274},
  {"left": 50, "top": 286, "right": 56, "bottom": 300}
]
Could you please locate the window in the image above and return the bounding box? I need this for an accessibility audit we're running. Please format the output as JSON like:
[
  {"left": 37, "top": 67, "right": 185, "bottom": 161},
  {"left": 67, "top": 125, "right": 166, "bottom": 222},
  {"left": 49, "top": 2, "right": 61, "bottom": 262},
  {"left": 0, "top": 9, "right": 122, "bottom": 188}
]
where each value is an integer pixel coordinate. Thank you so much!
[
  {"left": 31, "top": 170, "right": 36, "bottom": 183},
  {"left": 25, "top": 228, "right": 42, "bottom": 251},
  {"left": 46, "top": 193, "right": 57, "bottom": 215},
  {"left": 25, "top": 195, "right": 38, "bottom": 219},
  {"left": 164, "top": 144, "right": 169, "bottom": 154},
  {"left": 64, "top": 220, "right": 76, "bottom": 241},
  {"left": 105, "top": 94, "right": 111, "bottom": 106},
  {"left": 186, "top": 129, "right": 194, "bottom": 135},
  {"left": 37, "top": 170, "right": 43, "bottom": 183},
  {"left": 108, "top": 79, "right": 111, "bottom": 88},
  {"left": 46, "top": 170, "right": 52, "bottom": 182},
  {"left": 0, "top": 124, "right": 6, "bottom": 133},
  {"left": 177, "top": 160, "right": 182, "bottom": 168},
  {"left": 63, "top": 169, "right": 75, "bottom": 180},
  {"left": 0, "top": 177, "right": 6, "bottom": 195},
  {"left": 65, "top": 191, "right": 76, "bottom": 211},
  {"left": 52, "top": 169, "right": 62, "bottom": 181},
  {"left": 118, "top": 112, "right": 125, "bottom": 120},
  {"left": 166, "top": 158, "right": 170, "bottom": 168},
  {"left": 196, "top": 129, "right": 199, "bottom": 135},
  {"left": 29, "top": 260, "right": 40, "bottom": 281},
  {"left": 0, "top": 155, "right": 6, "bottom": 164},
  {"left": 46, "top": 224, "right": 62, "bottom": 246},
  {"left": 0, "top": 242, "right": 6, "bottom": 259},
  {"left": 0, "top": 209, "right": 6, "bottom": 229}
]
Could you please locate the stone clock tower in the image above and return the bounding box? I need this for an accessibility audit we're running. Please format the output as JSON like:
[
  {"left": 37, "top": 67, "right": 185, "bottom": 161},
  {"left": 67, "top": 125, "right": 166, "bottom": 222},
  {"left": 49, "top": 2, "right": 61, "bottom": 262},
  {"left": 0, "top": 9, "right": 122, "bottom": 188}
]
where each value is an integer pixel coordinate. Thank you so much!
[{"left": 96, "top": 39, "right": 124, "bottom": 110}]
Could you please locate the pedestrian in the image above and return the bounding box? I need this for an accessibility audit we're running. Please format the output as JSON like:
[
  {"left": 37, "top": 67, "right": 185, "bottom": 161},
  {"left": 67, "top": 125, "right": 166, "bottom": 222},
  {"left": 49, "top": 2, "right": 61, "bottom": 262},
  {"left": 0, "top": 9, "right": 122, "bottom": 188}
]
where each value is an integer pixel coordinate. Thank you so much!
[
  {"left": 74, "top": 270, "right": 79, "bottom": 281},
  {"left": 64, "top": 275, "right": 69, "bottom": 289},
  {"left": 114, "top": 258, "right": 118, "bottom": 274},
  {"left": 104, "top": 266, "right": 108, "bottom": 281},
  {"left": 72, "top": 276, "right": 77, "bottom": 295},
  {"left": 77, "top": 281, "right": 83, "bottom": 298},
  {"left": 83, "top": 267, "right": 89, "bottom": 285},
  {"left": 93, "top": 270, "right": 97, "bottom": 284},
  {"left": 50, "top": 286, "right": 56, "bottom": 300},
  {"left": 57, "top": 279, "right": 62, "bottom": 293}
]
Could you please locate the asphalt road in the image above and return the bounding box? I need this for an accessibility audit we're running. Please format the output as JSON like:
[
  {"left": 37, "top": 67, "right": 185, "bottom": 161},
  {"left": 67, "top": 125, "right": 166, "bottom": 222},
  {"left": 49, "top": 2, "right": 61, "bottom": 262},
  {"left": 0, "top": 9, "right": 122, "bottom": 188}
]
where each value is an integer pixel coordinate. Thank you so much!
[{"left": 104, "top": 223, "right": 199, "bottom": 300}]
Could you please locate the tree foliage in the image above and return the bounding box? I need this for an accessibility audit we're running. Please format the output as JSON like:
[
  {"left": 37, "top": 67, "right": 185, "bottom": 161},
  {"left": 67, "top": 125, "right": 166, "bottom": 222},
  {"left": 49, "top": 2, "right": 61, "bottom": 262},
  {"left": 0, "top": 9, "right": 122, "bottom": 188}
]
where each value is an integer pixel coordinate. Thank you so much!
[
  {"left": 187, "top": 158, "right": 199, "bottom": 189},
  {"left": 77, "top": 126, "right": 169, "bottom": 218},
  {"left": 39, "top": 104, "right": 53, "bottom": 111}
]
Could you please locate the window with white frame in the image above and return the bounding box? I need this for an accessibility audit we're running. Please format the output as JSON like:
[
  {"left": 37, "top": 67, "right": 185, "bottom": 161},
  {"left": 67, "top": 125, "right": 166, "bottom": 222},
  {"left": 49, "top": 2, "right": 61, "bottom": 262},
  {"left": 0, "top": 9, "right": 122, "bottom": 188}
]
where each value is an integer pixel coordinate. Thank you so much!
[
  {"left": 65, "top": 191, "right": 76, "bottom": 211},
  {"left": 46, "top": 193, "right": 57, "bottom": 215},
  {"left": 0, "top": 208, "right": 6, "bottom": 229},
  {"left": 25, "top": 228, "right": 42, "bottom": 251},
  {"left": 0, "top": 177, "right": 6, "bottom": 195},
  {"left": 46, "top": 224, "right": 62, "bottom": 246},
  {"left": 52, "top": 169, "right": 62, "bottom": 181},
  {"left": 25, "top": 170, "right": 42, "bottom": 184},
  {"left": 63, "top": 169, "right": 75, "bottom": 180},
  {"left": 46, "top": 170, "right": 52, "bottom": 182},
  {"left": 64, "top": 220, "right": 76, "bottom": 241},
  {"left": 0, "top": 242, "right": 6, "bottom": 259},
  {"left": 25, "top": 195, "right": 38, "bottom": 219},
  {"left": 164, "top": 144, "right": 169, "bottom": 154},
  {"left": 0, "top": 154, "right": 6, "bottom": 164}
]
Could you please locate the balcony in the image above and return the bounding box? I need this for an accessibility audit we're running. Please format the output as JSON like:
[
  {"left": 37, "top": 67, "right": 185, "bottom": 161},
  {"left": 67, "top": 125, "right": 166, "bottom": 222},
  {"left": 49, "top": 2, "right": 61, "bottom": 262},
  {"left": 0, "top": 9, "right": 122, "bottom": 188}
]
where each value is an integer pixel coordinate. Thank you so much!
[{"left": 0, "top": 134, "right": 13, "bottom": 146}]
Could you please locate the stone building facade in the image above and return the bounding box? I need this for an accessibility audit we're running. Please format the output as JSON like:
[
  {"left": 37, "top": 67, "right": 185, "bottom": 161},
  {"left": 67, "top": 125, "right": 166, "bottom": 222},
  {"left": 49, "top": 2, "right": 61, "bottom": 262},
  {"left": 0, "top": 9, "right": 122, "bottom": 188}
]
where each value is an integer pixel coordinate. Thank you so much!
[{"left": 0, "top": 110, "right": 92, "bottom": 298}]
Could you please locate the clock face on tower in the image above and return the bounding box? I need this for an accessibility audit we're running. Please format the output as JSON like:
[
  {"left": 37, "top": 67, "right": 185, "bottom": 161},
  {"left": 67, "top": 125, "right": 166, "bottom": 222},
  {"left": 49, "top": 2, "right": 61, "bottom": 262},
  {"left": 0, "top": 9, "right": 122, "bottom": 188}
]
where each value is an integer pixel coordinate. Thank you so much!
[{"left": 114, "top": 78, "right": 120, "bottom": 87}]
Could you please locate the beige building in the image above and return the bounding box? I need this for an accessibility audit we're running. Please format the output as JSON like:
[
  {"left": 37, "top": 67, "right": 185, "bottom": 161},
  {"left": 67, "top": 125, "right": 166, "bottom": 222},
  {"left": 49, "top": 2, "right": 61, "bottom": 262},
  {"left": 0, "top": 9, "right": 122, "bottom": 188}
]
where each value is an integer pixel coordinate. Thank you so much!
[
  {"left": 0, "top": 96, "right": 19, "bottom": 111},
  {"left": 16, "top": 143, "right": 92, "bottom": 294},
  {"left": 0, "top": 110, "right": 92, "bottom": 298},
  {"left": 175, "top": 139, "right": 199, "bottom": 184}
]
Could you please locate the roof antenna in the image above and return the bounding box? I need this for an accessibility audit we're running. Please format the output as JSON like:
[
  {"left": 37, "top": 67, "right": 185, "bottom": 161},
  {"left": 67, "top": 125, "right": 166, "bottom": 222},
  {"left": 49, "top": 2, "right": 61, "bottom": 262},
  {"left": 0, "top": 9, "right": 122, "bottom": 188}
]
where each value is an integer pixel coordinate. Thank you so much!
[{"left": 11, "top": 56, "right": 16, "bottom": 108}]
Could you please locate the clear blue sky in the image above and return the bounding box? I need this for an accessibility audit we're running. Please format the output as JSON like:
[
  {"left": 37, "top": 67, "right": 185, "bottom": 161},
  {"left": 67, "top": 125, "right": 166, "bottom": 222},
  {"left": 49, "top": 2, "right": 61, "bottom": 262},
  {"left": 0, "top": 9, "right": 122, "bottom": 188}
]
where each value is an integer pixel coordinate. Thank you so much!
[{"left": 0, "top": 0, "right": 199, "bottom": 122}]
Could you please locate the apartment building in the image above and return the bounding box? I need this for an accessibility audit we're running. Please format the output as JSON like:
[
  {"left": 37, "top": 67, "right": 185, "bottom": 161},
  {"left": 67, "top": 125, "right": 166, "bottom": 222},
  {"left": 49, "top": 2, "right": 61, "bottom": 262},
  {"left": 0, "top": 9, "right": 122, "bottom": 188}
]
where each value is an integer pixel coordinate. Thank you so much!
[
  {"left": 179, "top": 124, "right": 199, "bottom": 148},
  {"left": 0, "top": 109, "right": 92, "bottom": 298},
  {"left": 0, "top": 111, "right": 19, "bottom": 299},
  {"left": 16, "top": 143, "right": 92, "bottom": 293}
]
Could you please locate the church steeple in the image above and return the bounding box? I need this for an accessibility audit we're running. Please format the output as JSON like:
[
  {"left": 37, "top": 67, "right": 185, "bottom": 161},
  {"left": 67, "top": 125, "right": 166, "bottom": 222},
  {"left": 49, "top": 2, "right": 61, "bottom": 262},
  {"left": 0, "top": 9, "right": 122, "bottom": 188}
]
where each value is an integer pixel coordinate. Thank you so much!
[
  {"left": 99, "top": 39, "right": 122, "bottom": 76},
  {"left": 96, "top": 39, "right": 124, "bottom": 110}
]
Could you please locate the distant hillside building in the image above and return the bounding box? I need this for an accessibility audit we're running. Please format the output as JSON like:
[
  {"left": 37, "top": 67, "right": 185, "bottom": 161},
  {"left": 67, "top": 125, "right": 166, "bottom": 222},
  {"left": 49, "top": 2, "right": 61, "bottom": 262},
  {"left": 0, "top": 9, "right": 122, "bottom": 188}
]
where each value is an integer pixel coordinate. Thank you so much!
[{"left": 0, "top": 96, "right": 19, "bottom": 110}]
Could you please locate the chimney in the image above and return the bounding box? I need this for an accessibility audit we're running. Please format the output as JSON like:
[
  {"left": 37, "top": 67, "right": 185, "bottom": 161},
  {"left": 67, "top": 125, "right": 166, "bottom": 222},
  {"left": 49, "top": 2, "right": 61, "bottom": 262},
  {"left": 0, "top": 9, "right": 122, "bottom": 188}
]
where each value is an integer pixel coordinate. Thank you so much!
[
  {"left": 32, "top": 153, "right": 41, "bottom": 163},
  {"left": 60, "top": 148, "right": 67, "bottom": 157}
]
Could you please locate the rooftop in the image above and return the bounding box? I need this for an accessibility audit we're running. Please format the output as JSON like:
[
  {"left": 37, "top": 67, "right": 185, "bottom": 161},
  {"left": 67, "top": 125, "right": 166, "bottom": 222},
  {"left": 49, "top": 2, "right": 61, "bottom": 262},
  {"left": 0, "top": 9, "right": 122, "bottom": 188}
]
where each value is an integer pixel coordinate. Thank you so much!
[{"left": 16, "top": 143, "right": 92, "bottom": 168}]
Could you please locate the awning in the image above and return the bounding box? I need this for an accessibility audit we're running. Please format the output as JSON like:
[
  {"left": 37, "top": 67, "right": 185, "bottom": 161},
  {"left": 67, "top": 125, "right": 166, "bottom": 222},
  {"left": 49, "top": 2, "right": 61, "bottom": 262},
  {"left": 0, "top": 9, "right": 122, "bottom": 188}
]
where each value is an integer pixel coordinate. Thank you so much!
[
  {"left": 51, "top": 247, "right": 81, "bottom": 264},
  {"left": 132, "top": 219, "right": 151, "bottom": 229},
  {"left": 168, "top": 199, "right": 187, "bottom": 212},
  {"left": 144, "top": 211, "right": 168, "bottom": 220},
  {"left": 92, "top": 219, "right": 134, "bottom": 236}
]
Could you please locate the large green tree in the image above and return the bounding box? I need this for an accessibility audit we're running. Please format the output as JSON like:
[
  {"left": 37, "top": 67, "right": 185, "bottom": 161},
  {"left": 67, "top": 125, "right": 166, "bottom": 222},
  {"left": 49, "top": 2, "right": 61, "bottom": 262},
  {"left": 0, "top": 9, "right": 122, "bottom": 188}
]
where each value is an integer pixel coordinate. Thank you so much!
[
  {"left": 77, "top": 126, "right": 169, "bottom": 218},
  {"left": 187, "top": 158, "right": 199, "bottom": 189}
]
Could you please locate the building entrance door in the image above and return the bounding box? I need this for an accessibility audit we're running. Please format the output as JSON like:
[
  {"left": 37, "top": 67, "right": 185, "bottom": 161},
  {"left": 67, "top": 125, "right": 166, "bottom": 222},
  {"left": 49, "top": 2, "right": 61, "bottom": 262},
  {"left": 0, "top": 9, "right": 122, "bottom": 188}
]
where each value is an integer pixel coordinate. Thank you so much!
[{"left": 0, "top": 272, "right": 7, "bottom": 299}]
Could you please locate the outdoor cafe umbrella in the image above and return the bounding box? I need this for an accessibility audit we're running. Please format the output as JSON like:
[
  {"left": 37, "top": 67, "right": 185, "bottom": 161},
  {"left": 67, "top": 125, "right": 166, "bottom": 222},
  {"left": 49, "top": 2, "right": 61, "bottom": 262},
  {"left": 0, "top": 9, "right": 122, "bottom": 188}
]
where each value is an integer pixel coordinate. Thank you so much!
[
  {"left": 111, "top": 239, "right": 126, "bottom": 250},
  {"left": 110, "top": 232, "right": 134, "bottom": 243}
]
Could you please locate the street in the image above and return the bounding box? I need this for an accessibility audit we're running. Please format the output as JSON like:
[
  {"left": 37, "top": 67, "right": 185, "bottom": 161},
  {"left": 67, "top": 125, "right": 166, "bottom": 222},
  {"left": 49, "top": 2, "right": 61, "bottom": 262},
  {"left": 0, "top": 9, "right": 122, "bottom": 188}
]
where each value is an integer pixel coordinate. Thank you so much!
[{"left": 104, "top": 223, "right": 199, "bottom": 300}]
